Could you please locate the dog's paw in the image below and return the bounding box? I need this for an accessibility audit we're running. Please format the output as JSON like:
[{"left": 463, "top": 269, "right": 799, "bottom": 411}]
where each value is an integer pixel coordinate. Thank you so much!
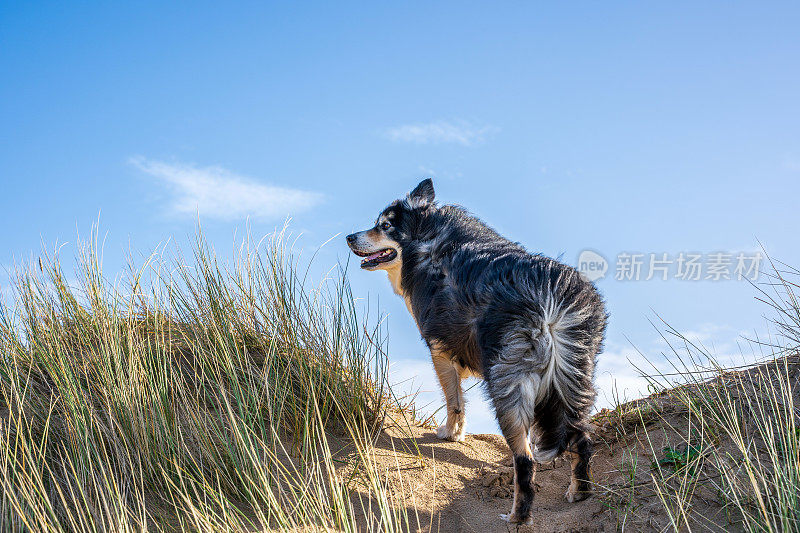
[
  {"left": 500, "top": 513, "right": 533, "bottom": 525},
  {"left": 565, "top": 483, "right": 592, "bottom": 503},
  {"left": 436, "top": 424, "right": 465, "bottom": 442}
]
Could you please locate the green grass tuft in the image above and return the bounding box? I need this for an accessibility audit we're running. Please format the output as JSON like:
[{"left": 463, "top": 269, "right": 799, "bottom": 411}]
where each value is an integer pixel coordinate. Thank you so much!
[{"left": 0, "top": 226, "right": 416, "bottom": 532}]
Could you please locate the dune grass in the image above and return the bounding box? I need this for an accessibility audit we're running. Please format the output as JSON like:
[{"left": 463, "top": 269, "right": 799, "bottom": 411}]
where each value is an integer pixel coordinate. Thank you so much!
[
  {"left": 597, "top": 257, "right": 800, "bottom": 532},
  {"left": 0, "top": 227, "right": 418, "bottom": 532}
]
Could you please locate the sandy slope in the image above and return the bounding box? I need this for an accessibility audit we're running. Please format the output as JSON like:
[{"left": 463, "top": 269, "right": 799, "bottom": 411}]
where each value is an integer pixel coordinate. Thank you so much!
[
  {"left": 344, "top": 418, "right": 737, "bottom": 532},
  {"left": 358, "top": 425, "right": 617, "bottom": 532},
  {"left": 343, "top": 355, "right": 800, "bottom": 533}
]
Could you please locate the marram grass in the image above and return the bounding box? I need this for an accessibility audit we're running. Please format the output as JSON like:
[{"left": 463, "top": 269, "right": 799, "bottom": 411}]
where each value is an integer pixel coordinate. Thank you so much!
[
  {"left": 598, "top": 256, "right": 800, "bottom": 532},
  {"left": 0, "top": 228, "right": 414, "bottom": 532}
]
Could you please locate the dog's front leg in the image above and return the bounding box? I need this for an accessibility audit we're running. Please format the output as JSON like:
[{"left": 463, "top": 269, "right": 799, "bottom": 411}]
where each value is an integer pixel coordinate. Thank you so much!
[{"left": 432, "top": 350, "right": 466, "bottom": 442}]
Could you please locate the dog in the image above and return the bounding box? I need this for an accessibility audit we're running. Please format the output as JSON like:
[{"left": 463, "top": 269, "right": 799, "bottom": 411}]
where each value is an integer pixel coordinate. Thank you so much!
[{"left": 346, "top": 179, "right": 607, "bottom": 525}]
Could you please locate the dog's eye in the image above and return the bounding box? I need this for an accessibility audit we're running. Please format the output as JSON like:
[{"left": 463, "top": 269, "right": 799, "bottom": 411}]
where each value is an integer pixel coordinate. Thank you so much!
[{"left": 380, "top": 221, "right": 392, "bottom": 231}]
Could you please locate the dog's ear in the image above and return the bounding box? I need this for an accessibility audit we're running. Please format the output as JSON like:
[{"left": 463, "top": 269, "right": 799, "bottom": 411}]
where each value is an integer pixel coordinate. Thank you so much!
[{"left": 408, "top": 178, "right": 435, "bottom": 205}]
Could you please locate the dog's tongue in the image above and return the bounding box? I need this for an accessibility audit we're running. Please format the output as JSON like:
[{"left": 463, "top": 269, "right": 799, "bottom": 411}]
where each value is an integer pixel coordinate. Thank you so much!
[{"left": 364, "top": 250, "right": 384, "bottom": 262}]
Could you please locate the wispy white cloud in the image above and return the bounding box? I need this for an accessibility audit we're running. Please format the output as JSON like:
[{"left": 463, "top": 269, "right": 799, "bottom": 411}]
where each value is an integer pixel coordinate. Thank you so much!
[
  {"left": 596, "top": 322, "right": 770, "bottom": 411},
  {"left": 384, "top": 120, "right": 497, "bottom": 146},
  {"left": 130, "top": 157, "right": 323, "bottom": 220}
]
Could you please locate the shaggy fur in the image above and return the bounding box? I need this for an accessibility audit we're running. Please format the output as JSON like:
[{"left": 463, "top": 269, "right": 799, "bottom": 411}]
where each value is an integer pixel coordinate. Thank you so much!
[{"left": 347, "top": 179, "right": 607, "bottom": 524}]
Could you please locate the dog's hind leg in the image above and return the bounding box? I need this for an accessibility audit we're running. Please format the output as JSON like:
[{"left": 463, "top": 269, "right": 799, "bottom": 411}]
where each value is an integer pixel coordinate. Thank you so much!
[
  {"left": 497, "top": 414, "right": 536, "bottom": 525},
  {"left": 431, "top": 347, "right": 466, "bottom": 442},
  {"left": 533, "top": 393, "right": 594, "bottom": 502},
  {"left": 565, "top": 428, "right": 593, "bottom": 502},
  {"left": 485, "top": 332, "right": 542, "bottom": 523}
]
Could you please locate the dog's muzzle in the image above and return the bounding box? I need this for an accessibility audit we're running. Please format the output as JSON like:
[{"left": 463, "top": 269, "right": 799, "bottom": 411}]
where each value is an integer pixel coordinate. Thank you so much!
[{"left": 346, "top": 233, "right": 398, "bottom": 269}]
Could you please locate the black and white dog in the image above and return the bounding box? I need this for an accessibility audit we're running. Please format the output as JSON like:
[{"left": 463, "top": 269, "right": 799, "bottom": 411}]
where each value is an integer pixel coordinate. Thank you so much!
[{"left": 347, "top": 179, "right": 607, "bottom": 524}]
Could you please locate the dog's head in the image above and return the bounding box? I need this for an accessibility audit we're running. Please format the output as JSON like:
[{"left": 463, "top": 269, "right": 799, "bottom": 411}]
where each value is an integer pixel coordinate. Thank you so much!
[{"left": 346, "top": 178, "right": 436, "bottom": 271}]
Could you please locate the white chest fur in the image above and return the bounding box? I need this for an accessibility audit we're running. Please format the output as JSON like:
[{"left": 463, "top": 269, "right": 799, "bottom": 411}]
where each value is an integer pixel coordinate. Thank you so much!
[{"left": 386, "top": 265, "right": 415, "bottom": 320}]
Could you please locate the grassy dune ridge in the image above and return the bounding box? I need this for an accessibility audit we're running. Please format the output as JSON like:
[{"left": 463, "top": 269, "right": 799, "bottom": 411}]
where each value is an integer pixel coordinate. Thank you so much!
[
  {"left": 1, "top": 228, "right": 798, "bottom": 532},
  {"left": 593, "top": 259, "right": 800, "bottom": 532},
  {"left": 0, "top": 228, "right": 415, "bottom": 531}
]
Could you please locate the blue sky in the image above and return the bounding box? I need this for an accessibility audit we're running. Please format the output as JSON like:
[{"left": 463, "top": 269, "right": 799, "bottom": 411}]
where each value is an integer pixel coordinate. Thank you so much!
[{"left": 2, "top": 2, "right": 799, "bottom": 432}]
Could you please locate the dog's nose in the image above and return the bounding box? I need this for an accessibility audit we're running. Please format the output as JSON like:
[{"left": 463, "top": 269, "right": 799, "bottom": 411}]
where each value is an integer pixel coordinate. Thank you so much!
[{"left": 346, "top": 233, "right": 357, "bottom": 244}]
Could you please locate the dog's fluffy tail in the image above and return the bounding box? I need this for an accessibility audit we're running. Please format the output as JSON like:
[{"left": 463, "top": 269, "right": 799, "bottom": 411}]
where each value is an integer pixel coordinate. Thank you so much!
[
  {"left": 528, "top": 288, "right": 599, "bottom": 462},
  {"left": 537, "top": 289, "right": 597, "bottom": 411},
  {"left": 488, "top": 271, "right": 604, "bottom": 463}
]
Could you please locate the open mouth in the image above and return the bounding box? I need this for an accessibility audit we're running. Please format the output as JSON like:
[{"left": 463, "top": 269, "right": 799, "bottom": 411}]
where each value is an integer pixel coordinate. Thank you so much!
[{"left": 352, "top": 247, "right": 398, "bottom": 269}]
